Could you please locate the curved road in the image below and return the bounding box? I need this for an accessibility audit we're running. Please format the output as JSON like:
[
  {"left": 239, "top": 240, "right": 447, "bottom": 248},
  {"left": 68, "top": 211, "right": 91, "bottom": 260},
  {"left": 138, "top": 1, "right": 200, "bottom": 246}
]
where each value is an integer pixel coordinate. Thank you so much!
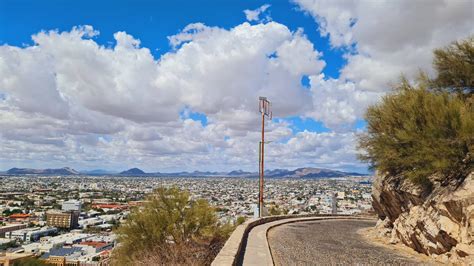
[{"left": 268, "top": 219, "right": 419, "bottom": 265}]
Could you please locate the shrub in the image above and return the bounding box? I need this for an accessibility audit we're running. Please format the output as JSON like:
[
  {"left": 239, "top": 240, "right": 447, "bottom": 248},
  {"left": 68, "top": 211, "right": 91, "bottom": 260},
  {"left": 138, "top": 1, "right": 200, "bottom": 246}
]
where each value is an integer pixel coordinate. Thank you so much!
[
  {"left": 432, "top": 37, "right": 474, "bottom": 95},
  {"left": 13, "top": 257, "right": 49, "bottom": 266},
  {"left": 112, "top": 187, "right": 232, "bottom": 265},
  {"left": 359, "top": 37, "right": 474, "bottom": 184},
  {"left": 236, "top": 216, "right": 246, "bottom": 225},
  {"left": 358, "top": 82, "right": 473, "bottom": 183}
]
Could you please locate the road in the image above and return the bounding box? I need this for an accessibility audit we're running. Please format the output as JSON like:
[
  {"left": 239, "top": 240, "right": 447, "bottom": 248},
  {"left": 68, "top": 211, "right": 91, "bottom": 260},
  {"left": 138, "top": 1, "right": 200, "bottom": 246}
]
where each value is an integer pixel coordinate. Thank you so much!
[{"left": 267, "top": 219, "right": 420, "bottom": 265}]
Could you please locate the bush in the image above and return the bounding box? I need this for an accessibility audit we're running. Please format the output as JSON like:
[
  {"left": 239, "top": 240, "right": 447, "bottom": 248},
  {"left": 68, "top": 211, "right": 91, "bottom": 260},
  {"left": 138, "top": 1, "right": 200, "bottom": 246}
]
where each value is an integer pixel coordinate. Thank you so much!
[
  {"left": 359, "top": 37, "right": 474, "bottom": 184},
  {"left": 112, "top": 187, "right": 232, "bottom": 265},
  {"left": 13, "top": 257, "right": 49, "bottom": 266},
  {"left": 432, "top": 37, "right": 474, "bottom": 95},
  {"left": 236, "top": 216, "right": 246, "bottom": 225},
  {"left": 358, "top": 81, "right": 473, "bottom": 183}
]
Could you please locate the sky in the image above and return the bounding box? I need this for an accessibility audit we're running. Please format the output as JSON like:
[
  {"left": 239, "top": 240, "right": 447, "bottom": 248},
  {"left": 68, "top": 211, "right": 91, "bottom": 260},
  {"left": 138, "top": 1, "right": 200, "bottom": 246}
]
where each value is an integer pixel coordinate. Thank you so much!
[{"left": 0, "top": 0, "right": 472, "bottom": 173}]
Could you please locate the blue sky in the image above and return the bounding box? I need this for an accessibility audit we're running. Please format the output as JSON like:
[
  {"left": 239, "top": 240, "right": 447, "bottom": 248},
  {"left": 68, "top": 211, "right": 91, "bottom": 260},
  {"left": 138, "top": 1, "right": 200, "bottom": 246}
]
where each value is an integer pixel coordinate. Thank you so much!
[
  {"left": 0, "top": 0, "right": 471, "bottom": 173},
  {"left": 0, "top": 0, "right": 357, "bottom": 142},
  {"left": 0, "top": 0, "right": 345, "bottom": 80}
]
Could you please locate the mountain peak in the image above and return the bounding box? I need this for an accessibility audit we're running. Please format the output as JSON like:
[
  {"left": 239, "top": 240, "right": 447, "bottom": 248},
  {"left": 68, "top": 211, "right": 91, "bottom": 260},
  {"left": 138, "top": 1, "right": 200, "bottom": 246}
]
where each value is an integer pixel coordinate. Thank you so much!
[{"left": 120, "top": 168, "right": 146, "bottom": 175}]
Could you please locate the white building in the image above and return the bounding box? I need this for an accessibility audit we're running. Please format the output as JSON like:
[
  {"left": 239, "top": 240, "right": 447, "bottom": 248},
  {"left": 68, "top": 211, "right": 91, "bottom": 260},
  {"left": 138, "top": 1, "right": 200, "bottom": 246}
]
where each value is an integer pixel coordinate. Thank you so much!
[
  {"left": 62, "top": 200, "right": 82, "bottom": 212},
  {"left": 7, "top": 227, "right": 58, "bottom": 243}
]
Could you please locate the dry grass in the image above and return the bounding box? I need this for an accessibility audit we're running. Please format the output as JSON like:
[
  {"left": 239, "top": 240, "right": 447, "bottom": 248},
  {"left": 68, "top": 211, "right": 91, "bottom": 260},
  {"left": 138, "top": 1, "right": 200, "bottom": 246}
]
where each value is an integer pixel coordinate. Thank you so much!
[{"left": 112, "top": 236, "right": 226, "bottom": 266}]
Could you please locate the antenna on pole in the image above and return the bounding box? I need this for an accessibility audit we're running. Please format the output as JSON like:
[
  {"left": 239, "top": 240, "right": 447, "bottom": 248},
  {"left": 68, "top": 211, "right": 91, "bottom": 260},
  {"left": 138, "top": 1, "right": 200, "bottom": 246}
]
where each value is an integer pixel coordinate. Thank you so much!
[{"left": 258, "top": 96, "right": 271, "bottom": 218}]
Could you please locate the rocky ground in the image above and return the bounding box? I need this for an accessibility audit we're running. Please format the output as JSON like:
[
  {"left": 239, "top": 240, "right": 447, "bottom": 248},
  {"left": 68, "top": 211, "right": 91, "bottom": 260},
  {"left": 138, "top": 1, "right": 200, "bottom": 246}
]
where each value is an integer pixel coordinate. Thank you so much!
[
  {"left": 267, "top": 219, "right": 427, "bottom": 265},
  {"left": 372, "top": 171, "right": 473, "bottom": 264}
]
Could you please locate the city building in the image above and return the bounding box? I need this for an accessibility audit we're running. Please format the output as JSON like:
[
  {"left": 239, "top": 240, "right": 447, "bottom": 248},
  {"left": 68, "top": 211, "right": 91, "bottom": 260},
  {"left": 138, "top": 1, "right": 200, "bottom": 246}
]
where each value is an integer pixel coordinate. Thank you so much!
[
  {"left": 6, "top": 213, "right": 31, "bottom": 223},
  {"left": 40, "top": 247, "right": 83, "bottom": 266},
  {"left": 0, "top": 252, "right": 34, "bottom": 266},
  {"left": 0, "top": 223, "right": 28, "bottom": 238},
  {"left": 62, "top": 200, "right": 81, "bottom": 212},
  {"left": 6, "top": 226, "right": 57, "bottom": 243},
  {"left": 47, "top": 211, "right": 79, "bottom": 230}
]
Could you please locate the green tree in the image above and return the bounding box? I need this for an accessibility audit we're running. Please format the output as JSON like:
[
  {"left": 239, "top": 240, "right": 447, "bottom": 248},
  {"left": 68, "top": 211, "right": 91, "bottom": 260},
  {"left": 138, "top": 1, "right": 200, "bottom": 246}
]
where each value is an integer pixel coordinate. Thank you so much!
[
  {"left": 112, "top": 187, "right": 232, "bottom": 265},
  {"left": 359, "top": 83, "right": 473, "bottom": 183},
  {"left": 268, "top": 204, "right": 287, "bottom": 216},
  {"left": 2, "top": 209, "right": 22, "bottom": 216},
  {"left": 236, "top": 216, "right": 246, "bottom": 225},
  {"left": 13, "top": 257, "right": 49, "bottom": 266},
  {"left": 359, "top": 37, "right": 474, "bottom": 184},
  {"left": 432, "top": 36, "right": 474, "bottom": 95}
]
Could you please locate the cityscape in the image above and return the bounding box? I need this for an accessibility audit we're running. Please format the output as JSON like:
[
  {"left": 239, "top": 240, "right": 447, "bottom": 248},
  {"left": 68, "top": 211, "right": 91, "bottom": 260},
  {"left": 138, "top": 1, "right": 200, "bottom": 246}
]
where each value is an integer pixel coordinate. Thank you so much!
[
  {"left": 0, "top": 0, "right": 472, "bottom": 265},
  {"left": 0, "top": 173, "right": 373, "bottom": 264}
]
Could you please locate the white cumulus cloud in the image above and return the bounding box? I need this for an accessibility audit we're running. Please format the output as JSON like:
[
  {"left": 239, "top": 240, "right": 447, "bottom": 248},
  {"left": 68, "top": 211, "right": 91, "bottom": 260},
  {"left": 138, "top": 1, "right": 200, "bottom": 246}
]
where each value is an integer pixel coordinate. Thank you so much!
[
  {"left": 0, "top": 22, "right": 347, "bottom": 171},
  {"left": 244, "top": 4, "right": 271, "bottom": 22}
]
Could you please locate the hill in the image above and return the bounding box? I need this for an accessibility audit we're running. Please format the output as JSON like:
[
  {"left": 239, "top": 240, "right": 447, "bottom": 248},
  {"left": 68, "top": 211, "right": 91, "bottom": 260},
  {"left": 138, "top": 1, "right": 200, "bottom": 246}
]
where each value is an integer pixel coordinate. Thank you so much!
[
  {"left": 227, "top": 170, "right": 254, "bottom": 176},
  {"left": 80, "top": 169, "right": 117, "bottom": 175},
  {"left": 3, "top": 166, "right": 367, "bottom": 178},
  {"left": 263, "top": 167, "right": 366, "bottom": 178},
  {"left": 120, "top": 168, "right": 146, "bottom": 175},
  {"left": 149, "top": 167, "right": 366, "bottom": 178},
  {"left": 6, "top": 167, "right": 79, "bottom": 175}
]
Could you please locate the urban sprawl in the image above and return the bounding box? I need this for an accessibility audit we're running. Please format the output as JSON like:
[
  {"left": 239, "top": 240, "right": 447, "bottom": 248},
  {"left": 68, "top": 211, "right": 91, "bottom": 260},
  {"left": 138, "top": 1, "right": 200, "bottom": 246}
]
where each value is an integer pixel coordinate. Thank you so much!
[{"left": 0, "top": 175, "right": 373, "bottom": 265}]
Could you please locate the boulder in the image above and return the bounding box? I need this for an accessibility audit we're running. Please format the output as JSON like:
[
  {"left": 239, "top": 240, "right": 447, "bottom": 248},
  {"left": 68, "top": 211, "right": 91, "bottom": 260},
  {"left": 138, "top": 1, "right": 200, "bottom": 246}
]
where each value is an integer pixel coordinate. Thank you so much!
[{"left": 372, "top": 171, "right": 473, "bottom": 262}]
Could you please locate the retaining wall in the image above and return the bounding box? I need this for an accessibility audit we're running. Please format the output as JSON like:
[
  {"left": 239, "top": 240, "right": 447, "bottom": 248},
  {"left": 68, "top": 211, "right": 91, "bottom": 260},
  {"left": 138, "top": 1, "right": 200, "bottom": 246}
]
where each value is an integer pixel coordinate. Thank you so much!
[{"left": 211, "top": 214, "right": 352, "bottom": 266}]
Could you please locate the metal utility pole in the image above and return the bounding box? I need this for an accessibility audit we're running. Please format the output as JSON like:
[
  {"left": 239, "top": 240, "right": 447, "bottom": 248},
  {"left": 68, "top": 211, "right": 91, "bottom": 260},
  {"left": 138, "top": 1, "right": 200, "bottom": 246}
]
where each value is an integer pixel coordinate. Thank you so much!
[{"left": 258, "top": 96, "right": 271, "bottom": 218}]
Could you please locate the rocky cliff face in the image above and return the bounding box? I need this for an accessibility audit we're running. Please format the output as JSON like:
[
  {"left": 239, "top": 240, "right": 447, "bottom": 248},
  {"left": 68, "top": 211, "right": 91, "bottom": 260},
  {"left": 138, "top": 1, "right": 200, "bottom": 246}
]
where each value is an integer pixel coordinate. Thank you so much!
[{"left": 372, "top": 171, "right": 473, "bottom": 263}]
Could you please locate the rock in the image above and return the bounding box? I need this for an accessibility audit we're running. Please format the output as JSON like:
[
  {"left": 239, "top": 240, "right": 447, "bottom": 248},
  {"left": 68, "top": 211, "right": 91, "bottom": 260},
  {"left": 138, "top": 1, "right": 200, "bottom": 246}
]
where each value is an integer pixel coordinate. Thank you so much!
[
  {"left": 454, "top": 243, "right": 474, "bottom": 257},
  {"left": 372, "top": 171, "right": 474, "bottom": 262},
  {"left": 389, "top": 228, "right": 399, "bottom": 244},
  {"left": 375, "top": 218, "right": 392, "bottom": 229},
  {"left": 375, "top": 218, "right": 393, "bottom": 237}
]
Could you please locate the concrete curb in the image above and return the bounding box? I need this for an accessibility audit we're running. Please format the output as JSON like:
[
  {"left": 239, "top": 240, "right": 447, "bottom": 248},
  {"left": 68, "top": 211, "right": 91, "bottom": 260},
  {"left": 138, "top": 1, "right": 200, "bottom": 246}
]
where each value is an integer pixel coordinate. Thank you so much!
[{"left": 211, "top": 214, "right": 360, "bottom": 266}]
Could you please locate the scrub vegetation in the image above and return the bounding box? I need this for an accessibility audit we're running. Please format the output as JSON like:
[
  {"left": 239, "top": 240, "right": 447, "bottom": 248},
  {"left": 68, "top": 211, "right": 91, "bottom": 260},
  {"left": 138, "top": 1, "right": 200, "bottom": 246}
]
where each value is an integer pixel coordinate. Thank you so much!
[{"left": 358, "top": 37, "right": 474, "bottom": 184}]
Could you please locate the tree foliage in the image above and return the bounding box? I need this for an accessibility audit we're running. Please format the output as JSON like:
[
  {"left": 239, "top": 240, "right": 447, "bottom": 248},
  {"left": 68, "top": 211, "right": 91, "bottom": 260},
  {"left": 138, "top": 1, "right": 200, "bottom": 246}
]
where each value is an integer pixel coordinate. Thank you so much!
[
  {"left": 2, "top": 209, "right": 22, "bottom": 216},
  {"left": 432, "top": 37, "right": 474, "bottom": 95},
  {"left": 268, "top": 204, "right": 287, "bottom": 216},
  {"left": 236, "top": 216, "right": 246, "bottom": 225},
  {"left": 112, "top": 187, "right": 232, "bottom": 265},
  {"left": 13, "top": 257, "right": 49, "bottom": 266},
  {"left": 359, "top": 37, "right": 474, "bottom": 184}
]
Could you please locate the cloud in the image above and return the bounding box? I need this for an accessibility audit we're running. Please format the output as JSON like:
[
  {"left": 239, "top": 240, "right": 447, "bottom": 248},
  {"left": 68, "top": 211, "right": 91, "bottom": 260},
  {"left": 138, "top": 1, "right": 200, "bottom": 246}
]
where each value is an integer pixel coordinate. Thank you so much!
[
  {"left": 244, "top": 4, "right": 271, "bottom": 22},
  {"left": 2, "top": 1, "right": 471, "bottom": 172},
  {"left": 162, "top": 22, "right": 325, "bottom": 127},
  {"left": 0, "top": 22, "right": 347, "bottom": 171},
  {"left": 293, "top": 0, "right": 474, "bottom": 130},
  {"left": 295, "top": 0, "right": 474, "bottom": 89},
  {"left": 307, "top": 74, "right": 382, "bottom": 130},
  {"left": 264, "top": 130, "right": 362, "bottom": 171}
]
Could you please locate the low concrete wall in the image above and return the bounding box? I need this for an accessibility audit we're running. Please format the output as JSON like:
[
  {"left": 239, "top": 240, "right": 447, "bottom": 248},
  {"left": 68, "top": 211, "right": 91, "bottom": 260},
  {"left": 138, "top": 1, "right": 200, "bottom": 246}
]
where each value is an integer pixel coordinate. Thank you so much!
[{"left": 211, "top": 214, "right": 350, "bottom": 266}]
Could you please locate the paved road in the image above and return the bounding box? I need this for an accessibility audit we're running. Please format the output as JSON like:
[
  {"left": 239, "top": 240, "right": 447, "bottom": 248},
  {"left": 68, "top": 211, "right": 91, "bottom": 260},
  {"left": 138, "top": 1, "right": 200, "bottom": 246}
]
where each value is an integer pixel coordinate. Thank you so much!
[{"left": 267, "top": 219, "right": 419, "bottom": 265}]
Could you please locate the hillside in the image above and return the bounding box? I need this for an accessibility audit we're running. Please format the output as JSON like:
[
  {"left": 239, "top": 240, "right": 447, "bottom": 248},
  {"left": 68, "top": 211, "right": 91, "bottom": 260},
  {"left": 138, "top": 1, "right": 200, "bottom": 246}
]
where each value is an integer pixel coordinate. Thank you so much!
[
  {"left": 6, "top": 167, "right": 79, "bottom": 175},
  {"left": 120, "top": 168, "right": 146, "bottom": 175},
  {"left": 3, "top": 166, "right": 367, "bottom": 178},
  {"left": 372, "top": 171, "right": 473, "bottom": 263},
  {"left": 117, "top": 167, "right": 366, "bottom": 177},
  {"left": 363, "top": 38, "right": 474, "bottom": 264},
  {"left": 266, "top": 167, "right": 366, "bottom": 178}
]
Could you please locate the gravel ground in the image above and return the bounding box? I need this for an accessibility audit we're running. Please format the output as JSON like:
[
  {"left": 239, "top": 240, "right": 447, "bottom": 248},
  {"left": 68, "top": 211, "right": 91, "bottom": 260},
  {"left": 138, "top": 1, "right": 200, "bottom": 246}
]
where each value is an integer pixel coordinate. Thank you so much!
[{"left": 267, "top": 219, "right": 420, "bottom": 265}]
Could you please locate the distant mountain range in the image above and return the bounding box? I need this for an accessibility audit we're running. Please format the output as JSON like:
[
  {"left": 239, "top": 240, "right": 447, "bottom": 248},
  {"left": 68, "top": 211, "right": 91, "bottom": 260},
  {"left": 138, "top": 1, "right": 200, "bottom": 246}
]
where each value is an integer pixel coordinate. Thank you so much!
[
  {"left": 116, "top": 167, "right": 368, "bottom": 178},
  {"left": 81, "top": 169, "right": 117, "bottom": 175},
  {"left": 6, "top": 167, "right": 80, "bottom": 175},
  {"left": 2, "top": 166, "right": 367, "bottom": 178}
]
